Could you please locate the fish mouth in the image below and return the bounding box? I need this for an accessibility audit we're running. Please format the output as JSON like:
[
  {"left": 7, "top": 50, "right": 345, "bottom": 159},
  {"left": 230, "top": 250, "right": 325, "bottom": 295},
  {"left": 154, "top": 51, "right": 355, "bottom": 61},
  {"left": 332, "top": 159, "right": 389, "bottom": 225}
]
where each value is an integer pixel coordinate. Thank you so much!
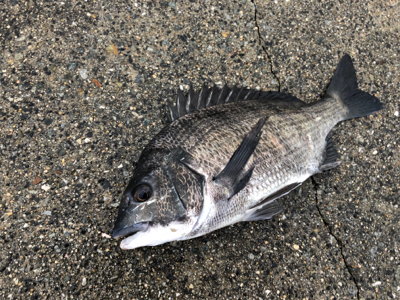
[{"left": 112, "top": 222, "right": 150, "bottom": 239}]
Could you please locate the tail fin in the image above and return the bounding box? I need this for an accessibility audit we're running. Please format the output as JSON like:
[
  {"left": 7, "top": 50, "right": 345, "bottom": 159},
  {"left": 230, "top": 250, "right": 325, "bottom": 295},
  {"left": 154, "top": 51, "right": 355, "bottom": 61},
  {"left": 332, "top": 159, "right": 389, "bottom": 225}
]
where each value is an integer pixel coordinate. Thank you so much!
[{"left": 326, "top": 54, "right": 382, "bottom": 120}]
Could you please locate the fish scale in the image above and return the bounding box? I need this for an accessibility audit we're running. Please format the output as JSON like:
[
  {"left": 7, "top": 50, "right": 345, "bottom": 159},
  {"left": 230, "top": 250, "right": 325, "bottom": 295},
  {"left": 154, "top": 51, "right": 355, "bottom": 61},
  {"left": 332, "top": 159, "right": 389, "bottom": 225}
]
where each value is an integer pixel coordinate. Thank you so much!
[{"left": 112, "top": 55, "right": 383, "bottom": 249}]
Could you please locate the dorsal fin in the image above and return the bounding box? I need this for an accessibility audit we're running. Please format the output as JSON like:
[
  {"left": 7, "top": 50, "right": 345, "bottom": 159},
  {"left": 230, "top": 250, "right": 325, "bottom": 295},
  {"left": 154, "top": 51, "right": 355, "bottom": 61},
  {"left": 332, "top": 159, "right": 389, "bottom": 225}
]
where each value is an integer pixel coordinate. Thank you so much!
[{"left": 166, "top": 84, "right": 306, "bottom": 122}]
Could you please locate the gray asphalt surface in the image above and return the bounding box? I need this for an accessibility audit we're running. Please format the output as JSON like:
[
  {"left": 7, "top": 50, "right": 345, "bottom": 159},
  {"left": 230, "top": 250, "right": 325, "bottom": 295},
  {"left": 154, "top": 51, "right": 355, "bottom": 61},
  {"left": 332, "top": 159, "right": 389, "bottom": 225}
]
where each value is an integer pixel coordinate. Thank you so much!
[{"left": 0, "top": 0, "right": 399, "bottom": 299}]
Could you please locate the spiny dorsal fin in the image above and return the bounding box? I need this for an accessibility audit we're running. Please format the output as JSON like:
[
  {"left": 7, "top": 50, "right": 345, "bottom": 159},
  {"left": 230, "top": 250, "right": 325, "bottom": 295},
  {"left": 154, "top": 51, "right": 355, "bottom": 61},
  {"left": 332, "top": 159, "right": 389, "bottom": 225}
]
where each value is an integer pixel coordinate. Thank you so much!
[{"left": 166, "top": 84, "right": 306, "bottom": 122}]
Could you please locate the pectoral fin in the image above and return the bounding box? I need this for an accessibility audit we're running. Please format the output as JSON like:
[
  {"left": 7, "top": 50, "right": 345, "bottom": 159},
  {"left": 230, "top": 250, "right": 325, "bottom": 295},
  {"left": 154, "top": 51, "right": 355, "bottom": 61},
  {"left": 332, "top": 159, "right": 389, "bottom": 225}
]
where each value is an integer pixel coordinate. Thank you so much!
[{"left": 213, "top": 117, "right": 267, "bottom": 200}]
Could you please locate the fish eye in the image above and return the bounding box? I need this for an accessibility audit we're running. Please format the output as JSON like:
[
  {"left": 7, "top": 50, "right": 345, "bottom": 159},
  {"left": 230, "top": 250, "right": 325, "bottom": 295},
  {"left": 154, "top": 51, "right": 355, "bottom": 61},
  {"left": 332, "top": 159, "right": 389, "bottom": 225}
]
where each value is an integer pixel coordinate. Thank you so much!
[{"left": 133, "top": 184, "right": 152, "bottom": 202}]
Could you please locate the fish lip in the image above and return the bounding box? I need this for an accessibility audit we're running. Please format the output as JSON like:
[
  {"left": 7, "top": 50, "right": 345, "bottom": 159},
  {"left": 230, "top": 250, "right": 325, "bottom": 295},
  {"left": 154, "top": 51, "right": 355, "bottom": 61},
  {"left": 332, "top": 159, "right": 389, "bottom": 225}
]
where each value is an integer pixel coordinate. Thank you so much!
[{"left": 112, "top": 222, "right": 150, "bottom": 239}]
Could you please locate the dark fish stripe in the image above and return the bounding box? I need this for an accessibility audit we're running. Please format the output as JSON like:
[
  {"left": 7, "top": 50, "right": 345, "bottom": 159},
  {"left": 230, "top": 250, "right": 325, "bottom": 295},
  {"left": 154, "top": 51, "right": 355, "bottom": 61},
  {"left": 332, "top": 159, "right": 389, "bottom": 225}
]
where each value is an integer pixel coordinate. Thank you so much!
[
  {"left": 188, "top": 86, "right": 197, "bottom": 113},
  {"left": 166, "top": 101, "right": 178, "bottom": 122},
  {"left": 224, "top": 89, "right": 234, "bottom": 104},
  {"left": 226, "top": 86, "right": 239, "bottom": 103},
  {"left": 216, "top": 84, "right": 230, "bottom": 105},
  {"left": 177, "top": 90, "right": 186, "bottom": 117}
]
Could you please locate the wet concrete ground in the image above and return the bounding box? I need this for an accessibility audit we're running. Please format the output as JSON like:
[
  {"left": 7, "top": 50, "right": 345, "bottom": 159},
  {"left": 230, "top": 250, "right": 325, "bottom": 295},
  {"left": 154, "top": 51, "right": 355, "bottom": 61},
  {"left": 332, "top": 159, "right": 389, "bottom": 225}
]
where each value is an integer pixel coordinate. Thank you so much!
[{"left": 0, "top": 0, "right": 399, "bottom": 299}]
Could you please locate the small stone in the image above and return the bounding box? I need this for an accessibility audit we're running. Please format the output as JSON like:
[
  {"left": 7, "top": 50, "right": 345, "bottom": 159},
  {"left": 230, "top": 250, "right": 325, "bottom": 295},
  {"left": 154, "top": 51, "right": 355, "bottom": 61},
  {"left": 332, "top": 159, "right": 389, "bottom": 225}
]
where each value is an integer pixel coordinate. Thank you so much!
[
  {"left": 143, "top": 118, "right": 150, "bottom": 126},
  {"left": 67, "top": 62, "right": 77, "bottom": 70},
  {"left": 92, "top": 78, "right": 101, "bottom": 87},
  {"left": 106, "top": 44, "right": 118, "bottom": 55},
  {"left": 58, "top": 148, "right": 66, "bottom": 156},
  {"left": 168, "top": 2, "right": 176, "bottom": 8},
  {"left": 293, "top": 244, "right": 299, "bottom": 250},
  {"left": 248, "top": 253, "right": 254, "bottom": 260},
  {"left": 15, "top": 53, "right": 23, "bottom": 60},
  {"left": 79, "top": 69, "right": 88, "bottom": 79},
  {"left": 16, "top": 35, "right": 26, "bottom": 42},
  {"left": 189, "top": 284, "right": 194, "bottom": 289},
  {"left": 221, "top": 32, "right": 229, "bottom": 38},
  {"left": 82, "top": 277, "right": 87, "bottom": 286},
  {"left": 134, "top": 74, "right": 143, "bottom": 84},
  {"left": 394, "top": 111, "right": 399, "bottom": 117},
  {"left": 41, "top": 184, "right": 51, "bottom": 191},
  {"left": 44, "top": 118, "right": 53, "bottom": 126},
  {"left": 207, "top": 45, "right": 213, "bottom": 51},
  {"left": 33, "top": 176, "right": 42, "bottom": 185},
  {"left": 42, "top": 211, "right": 52, "bottom": 216}
]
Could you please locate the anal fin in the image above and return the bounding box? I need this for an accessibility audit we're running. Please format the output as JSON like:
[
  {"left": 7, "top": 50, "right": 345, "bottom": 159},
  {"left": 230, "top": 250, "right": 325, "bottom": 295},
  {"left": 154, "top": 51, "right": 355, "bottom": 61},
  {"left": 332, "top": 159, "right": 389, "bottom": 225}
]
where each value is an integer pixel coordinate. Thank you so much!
[
  {"left": 244, "top": 200, "right": 283, "bottom": 221},
  {"left": 320, "top": 135, "right": 341, "bottom": 172}
]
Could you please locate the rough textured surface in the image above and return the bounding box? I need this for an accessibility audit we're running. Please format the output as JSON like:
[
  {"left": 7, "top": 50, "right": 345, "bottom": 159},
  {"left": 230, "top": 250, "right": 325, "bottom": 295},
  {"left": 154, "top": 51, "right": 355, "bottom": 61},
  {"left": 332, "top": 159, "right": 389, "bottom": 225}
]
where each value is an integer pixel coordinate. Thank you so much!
[{"left": 0, "top": 0, "right": 398, "bottom": 299}]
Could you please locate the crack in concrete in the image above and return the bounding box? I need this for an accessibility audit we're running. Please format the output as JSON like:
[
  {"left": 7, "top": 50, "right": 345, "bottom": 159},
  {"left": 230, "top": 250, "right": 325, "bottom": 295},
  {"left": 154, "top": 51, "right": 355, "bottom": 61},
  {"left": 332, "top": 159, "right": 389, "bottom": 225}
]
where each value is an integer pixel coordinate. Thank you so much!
[
  {"left": 311, "top": 176, "right": 361, "bottom": 300},
  {"left": 250, "top": 4, "right": 360, "bottom": 295},
  {"left": 251, "top": 0, "right": 281, "bottom": 92}
]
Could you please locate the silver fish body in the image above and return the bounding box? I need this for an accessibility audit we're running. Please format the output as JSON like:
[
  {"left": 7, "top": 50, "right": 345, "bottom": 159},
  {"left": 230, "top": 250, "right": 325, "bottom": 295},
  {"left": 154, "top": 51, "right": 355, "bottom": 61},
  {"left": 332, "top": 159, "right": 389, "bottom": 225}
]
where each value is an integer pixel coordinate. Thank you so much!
[{"left": 112, "top": 55, "right": 382, "bottom": 249}]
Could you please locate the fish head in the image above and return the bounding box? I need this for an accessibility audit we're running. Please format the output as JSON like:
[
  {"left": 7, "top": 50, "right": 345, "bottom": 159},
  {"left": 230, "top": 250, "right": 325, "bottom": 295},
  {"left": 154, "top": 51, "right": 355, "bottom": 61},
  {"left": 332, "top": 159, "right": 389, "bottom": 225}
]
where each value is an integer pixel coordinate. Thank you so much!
[{"left": 112, "top": 149, "right": 203, "bottom": 249}]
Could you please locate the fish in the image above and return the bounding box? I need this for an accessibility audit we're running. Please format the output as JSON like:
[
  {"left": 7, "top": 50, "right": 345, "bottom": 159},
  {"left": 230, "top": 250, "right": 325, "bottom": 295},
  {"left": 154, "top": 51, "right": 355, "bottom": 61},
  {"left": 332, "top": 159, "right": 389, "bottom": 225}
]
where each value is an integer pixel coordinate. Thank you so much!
[{"left": 112, "top": 54, "right": 382, "bottom": 250}]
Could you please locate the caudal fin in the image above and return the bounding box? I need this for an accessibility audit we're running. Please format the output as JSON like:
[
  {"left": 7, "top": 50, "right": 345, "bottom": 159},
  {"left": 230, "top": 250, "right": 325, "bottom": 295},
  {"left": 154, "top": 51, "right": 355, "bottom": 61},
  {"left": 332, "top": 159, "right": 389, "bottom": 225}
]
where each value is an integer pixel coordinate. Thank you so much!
[{"left": 326, "top": 54, "right": 383, "bottom": 120}]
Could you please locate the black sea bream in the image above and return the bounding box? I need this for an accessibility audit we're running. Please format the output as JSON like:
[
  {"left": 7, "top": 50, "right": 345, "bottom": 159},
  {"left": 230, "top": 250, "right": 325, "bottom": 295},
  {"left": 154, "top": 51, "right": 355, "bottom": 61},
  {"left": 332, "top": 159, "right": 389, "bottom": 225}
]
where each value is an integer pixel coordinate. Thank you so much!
[{"left": 112, "top": 54, "right": 382, "bottom": 250}]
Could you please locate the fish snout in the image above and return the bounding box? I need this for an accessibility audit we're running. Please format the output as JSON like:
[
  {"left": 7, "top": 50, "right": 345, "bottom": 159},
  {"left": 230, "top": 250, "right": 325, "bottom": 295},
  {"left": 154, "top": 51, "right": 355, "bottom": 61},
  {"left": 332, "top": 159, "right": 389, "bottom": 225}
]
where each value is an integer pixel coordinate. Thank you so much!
[
  {"left": 112, "top": 190, "right": 154, "bottom": 239},
  {"left": 112, "top": 222, "right": 150, "bottom": 239}
]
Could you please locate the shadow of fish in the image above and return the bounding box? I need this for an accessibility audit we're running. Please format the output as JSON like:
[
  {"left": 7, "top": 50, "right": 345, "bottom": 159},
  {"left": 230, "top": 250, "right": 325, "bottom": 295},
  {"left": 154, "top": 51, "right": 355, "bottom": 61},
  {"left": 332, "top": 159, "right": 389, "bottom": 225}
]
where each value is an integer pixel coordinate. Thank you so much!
[{"left": 112, "top": 54, "right": 382, "bottom": 250}]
